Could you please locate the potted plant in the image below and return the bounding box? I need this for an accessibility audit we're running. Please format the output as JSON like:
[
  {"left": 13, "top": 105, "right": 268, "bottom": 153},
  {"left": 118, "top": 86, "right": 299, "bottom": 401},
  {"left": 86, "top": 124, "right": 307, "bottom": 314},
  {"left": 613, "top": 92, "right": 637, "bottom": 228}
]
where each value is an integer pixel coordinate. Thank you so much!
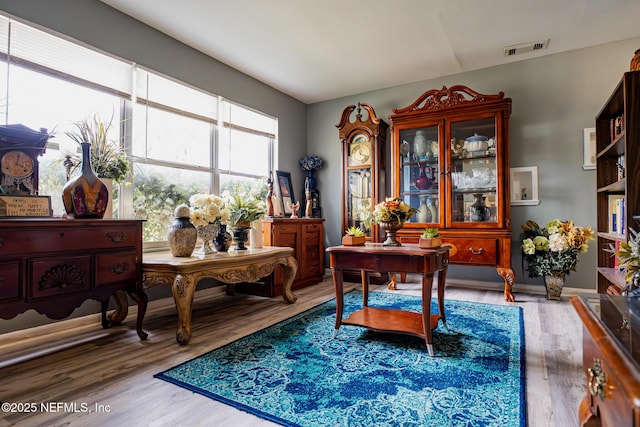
[
  {"left": 65, "top": 113, "right": 130, "bottom": 184},
  {"left": 224, "top": 191, "right": 266, "bottom": 250},
  {"left": 342, "top": 226, "right": 366, "bottom": 246},
  {"left": 65, "top": 113, "right": 130, "bottom": 218},
  {"left": 419, "top": 227, "right": 442, "bottom": 249}
]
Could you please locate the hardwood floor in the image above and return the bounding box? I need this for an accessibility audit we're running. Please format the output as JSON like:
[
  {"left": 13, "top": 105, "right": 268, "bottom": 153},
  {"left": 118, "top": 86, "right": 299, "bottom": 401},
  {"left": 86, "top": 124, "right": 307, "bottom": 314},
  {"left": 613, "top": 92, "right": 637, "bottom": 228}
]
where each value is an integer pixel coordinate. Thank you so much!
[{"left": 0, "top": 274, "right": 585, "bottom": 427}]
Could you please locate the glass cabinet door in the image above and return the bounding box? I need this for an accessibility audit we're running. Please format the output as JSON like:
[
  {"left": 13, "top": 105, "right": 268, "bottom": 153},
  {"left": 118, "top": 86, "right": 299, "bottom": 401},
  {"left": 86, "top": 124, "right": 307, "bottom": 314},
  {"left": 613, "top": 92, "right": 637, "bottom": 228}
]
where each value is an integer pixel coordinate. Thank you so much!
[
  {"left": 346, "top": 133, "right": 373, "bottom": 235},
  {"left": 398, "top": 125, "right": 441, "bottom": 224},
  {"left": 449, "top": 117, "right": 498, "bottom": 225}
]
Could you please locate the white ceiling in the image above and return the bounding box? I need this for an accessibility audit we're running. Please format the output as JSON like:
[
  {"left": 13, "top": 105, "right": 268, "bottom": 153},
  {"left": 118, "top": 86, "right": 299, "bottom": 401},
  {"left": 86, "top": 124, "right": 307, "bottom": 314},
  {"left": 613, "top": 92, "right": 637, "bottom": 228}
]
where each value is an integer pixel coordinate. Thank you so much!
[{"left": 100, "top": 0, "right": 640, "bottom": 104}]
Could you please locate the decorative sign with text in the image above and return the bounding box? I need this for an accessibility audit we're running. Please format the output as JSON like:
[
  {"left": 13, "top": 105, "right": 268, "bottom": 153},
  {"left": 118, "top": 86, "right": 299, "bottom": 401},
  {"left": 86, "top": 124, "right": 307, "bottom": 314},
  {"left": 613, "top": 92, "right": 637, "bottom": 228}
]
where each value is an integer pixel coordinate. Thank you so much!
[{"left": 0, "top": 195, "right": 52, "bottom": 217}]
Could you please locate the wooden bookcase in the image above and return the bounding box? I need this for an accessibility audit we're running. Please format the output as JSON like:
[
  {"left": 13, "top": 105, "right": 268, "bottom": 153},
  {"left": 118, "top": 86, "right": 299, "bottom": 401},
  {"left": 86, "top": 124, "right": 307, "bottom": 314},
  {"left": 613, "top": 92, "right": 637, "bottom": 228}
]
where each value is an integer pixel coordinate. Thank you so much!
[{"left": 595, "top": 71, "right": 640, "bottom": 294}]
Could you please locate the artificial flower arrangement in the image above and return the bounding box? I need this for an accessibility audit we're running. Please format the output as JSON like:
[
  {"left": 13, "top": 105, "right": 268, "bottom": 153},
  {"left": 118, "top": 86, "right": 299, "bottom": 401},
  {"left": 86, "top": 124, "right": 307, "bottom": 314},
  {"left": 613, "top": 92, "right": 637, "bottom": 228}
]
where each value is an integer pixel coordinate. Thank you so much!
[
  {"left": 371, "top": 197, "right": 417, "bottom": 223},
  {"left": 223, "top": 190, "right": 266, "bottom": 228},
  {"left": 188, "top": 193, "right": 230, "bottom": 227},
  {"left": 607, "top": 228, "right": 640, "bottom": 289},
  {"left": 299, "top": 155, "right": 324, "bottom": 171},
  {"left": 520, "top": 219, "right": 594, "bottom": 278}
]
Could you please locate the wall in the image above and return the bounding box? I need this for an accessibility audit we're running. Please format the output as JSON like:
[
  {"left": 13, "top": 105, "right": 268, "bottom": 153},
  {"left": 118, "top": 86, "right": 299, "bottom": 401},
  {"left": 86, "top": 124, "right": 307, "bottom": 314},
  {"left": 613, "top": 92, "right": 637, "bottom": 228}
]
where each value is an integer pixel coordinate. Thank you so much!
[
  {"left": 307, "top": 37, "right": 640, "bottom": 291},
  {"left": 0, "top": 0, "right": 308, "bottom": 333}
]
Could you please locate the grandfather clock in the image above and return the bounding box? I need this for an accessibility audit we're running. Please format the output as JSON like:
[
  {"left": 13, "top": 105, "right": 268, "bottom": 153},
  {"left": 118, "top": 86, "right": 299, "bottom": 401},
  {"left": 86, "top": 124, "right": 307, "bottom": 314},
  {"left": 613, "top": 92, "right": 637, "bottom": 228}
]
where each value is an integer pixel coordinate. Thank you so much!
[
  {"left": 0, "top": 124, "right": 49, "bottom": 196},
  {"left": 336, "top": 103, "right": 388, "bottom": 242}
]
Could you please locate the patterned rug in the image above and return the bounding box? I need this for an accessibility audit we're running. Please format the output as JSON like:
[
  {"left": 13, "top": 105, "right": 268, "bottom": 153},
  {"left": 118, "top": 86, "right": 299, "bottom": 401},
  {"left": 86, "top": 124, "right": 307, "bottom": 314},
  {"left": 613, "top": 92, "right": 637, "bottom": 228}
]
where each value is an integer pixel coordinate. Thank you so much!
[{"left": 155, "top": 290, "right": 525, "bottom": 426}]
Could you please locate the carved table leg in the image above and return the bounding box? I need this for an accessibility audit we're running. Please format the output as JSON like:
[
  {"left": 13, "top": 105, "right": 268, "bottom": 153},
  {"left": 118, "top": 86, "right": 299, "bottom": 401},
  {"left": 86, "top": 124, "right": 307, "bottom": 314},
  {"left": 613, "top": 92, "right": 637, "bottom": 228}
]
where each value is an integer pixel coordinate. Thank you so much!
[
  {"left": 279, "top": 256, "right": 298, "bottom": 304},
  {"left": 129, "top": 290, "right": 149, "bottom": 340},
  {"left": 388, "top": 272, "right": 397, "bottom": 290},
  {"left": 101, "top": 299, "right": 110, "bottom": 329},
  {"left": 107, "top": 290, "right": 130, "bottom": 325},
  {"left": 171, "top": 273, "right": 196, "bottom": 345},
  {"left": 497, "top": 267, "right": 515, "bottom": 302}
]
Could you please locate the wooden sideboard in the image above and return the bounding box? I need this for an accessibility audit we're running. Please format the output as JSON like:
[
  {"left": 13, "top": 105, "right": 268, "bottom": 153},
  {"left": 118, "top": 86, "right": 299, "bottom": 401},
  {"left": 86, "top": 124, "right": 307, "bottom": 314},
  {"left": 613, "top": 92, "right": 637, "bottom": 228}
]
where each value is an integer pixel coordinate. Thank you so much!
[
  {"left": 572, "top": 294, "right": 640, "bottom": 427},
  {"left": 236, "top": 217, "right": 325, "bottom": 297},
  {"left": 0, "top": 219, "right": 147, "bottom": 339}
]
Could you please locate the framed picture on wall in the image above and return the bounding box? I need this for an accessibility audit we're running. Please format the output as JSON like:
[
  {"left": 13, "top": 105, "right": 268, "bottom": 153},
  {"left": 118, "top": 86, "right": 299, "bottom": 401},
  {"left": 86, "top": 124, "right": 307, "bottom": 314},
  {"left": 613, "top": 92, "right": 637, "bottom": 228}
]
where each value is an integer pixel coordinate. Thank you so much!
[
  {"left": 276, "top": 170, "right": 295, "bottom": 216},
  {"left": 583, "top": 127, "right": 596, "bottom": 170}
]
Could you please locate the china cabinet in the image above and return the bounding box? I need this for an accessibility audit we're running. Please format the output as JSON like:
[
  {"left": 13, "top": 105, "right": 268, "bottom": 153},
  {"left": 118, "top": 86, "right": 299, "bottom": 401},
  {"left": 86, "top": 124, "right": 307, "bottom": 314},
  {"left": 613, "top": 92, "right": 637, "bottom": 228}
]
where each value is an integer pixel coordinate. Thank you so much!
[
  {"left": 389, "top": 85, "right": 515, "bottom": 301},
  {"left": 337, "top": 103, "right": 388, "bottom": 241},
  {"left": 595, "top": 71, "right": 640, "bottom": 295}
]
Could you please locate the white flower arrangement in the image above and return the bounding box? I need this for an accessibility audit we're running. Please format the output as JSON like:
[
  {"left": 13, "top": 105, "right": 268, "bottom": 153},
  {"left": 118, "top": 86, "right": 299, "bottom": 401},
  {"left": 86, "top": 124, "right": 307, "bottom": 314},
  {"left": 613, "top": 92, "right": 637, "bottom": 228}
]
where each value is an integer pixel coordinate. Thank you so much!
[{"left": 188, "top": 193, "right": 230, "bottom": 227}]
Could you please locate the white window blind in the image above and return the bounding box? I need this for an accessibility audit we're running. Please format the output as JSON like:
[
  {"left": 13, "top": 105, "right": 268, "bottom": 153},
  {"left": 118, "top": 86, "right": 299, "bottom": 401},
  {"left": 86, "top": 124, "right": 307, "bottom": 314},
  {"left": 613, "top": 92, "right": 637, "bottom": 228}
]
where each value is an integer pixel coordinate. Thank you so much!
[
  {"left": 0, "top": 15, "right": 133, "bottom": 97},
  {"left": 135, "top": 68, "right": 217, "bottom": 120}
]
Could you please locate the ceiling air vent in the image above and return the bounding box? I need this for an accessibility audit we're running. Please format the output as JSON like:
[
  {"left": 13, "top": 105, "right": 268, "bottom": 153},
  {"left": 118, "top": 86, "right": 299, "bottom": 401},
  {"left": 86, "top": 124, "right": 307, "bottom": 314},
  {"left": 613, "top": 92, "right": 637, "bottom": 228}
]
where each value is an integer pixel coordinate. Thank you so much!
[{"left": 504, "top": 39, "right": 549, "bottom": 57}]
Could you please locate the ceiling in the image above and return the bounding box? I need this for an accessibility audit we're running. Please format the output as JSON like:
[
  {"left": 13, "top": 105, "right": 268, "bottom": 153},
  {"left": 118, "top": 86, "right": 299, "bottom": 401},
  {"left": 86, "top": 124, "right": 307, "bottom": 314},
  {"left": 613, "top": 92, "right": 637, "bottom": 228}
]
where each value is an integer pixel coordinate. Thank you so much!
[{"left": 100, "top": 0, "right": 640, "bottom": 104}]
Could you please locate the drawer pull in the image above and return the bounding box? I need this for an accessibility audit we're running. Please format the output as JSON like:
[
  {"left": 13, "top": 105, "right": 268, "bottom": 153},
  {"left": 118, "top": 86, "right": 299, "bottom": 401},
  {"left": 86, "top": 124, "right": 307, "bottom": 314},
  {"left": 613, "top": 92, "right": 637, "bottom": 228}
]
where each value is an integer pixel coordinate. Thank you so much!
[
  {"left": 588, "top": 358, "right": 606, "bottom": 399},
  {"left": 469, "top": 247, "right": 484, "bottom": 255},
  {"left": 107, "top": 232, "right": 127, "bottom": 243},
  {"left": 109, "top": 263, "right": 130, "bottom": 275}
]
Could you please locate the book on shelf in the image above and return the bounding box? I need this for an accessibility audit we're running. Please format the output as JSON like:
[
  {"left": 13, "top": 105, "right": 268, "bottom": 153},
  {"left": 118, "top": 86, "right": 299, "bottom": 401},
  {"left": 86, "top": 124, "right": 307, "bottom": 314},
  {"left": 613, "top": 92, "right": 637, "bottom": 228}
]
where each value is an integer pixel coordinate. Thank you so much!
[{"left": 608, "top": 194, "right": 625, "bottom": 234}]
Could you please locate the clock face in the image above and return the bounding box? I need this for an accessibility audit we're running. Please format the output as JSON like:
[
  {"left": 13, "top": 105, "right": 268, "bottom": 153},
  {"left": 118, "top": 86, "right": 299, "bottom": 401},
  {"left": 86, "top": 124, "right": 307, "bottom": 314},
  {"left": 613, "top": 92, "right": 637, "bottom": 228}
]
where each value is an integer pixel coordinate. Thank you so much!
[
  {"left": 350, "top": 133, "right": 371, "bottom": 166},
  {"left": 1, "top": 150, "right": 35, "bottom": 178}
]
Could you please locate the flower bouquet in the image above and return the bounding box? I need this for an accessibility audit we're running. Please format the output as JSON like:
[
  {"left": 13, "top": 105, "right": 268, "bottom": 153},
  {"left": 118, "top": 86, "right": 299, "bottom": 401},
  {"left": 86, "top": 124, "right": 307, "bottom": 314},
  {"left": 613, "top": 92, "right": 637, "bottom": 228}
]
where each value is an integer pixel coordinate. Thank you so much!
[
  {"left": 372, "top": 197, "right": 417, "bottom": 246},
  {"left": 607, "top": 228, "right": 640, "bottom": 292},
  {"left": 188, "top": 193, "right": 229, "bottom": 227},
  {"left": 520, "top": 219, "right": 594, "bottom": 298}
]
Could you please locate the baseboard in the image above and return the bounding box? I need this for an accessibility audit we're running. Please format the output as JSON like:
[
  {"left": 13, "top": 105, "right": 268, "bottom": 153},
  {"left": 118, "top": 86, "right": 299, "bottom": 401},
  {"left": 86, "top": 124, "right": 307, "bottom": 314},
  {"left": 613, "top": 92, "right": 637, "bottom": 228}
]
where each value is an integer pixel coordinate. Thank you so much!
[{"left": 322, "top": 269, "right": 596, "bottom": 297}]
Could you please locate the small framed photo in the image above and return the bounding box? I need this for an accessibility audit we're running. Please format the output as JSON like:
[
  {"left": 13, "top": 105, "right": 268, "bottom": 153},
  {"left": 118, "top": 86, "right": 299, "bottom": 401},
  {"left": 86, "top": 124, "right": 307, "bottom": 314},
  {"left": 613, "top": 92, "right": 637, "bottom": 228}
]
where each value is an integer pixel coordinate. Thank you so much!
[
  {"left": 275, "top": 170, "right": 295, "bottom": 216},
  {"left": 583, "top": 127, "right": 596, "bottom": 170},
  {"left": 510, "top": 166, "right": 540, "bottom": 206}
]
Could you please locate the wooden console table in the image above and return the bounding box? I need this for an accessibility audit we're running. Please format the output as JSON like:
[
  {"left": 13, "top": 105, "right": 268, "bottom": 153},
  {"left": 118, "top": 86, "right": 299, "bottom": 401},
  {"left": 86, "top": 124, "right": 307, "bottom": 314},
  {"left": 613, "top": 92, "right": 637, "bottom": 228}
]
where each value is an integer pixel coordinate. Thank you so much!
[
  {"left": 0, "top": 218, "right": 147, "bottom": 340},
  {"left": 327, "top": 243, "right": 449, "bottom": 356},
  {"left": 143, "top": 246, "right": 298, "bottom": 345},
  {"left": 572, "top": 294, "right": 640, "bottom": 427}
]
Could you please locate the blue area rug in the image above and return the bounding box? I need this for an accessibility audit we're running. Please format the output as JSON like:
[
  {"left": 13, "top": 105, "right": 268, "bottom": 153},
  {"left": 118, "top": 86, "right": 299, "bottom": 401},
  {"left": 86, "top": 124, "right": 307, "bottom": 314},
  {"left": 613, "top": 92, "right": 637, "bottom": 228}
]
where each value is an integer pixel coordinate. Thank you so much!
[{"left": 155, "top": 290, "right": 525, "bottom": 426}]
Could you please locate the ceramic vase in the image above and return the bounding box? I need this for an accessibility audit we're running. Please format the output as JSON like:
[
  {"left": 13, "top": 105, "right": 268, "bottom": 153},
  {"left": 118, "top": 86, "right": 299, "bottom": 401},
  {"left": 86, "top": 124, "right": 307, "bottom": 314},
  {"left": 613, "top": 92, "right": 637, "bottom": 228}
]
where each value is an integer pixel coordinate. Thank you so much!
[
  {"left": 62, "top": 142, "right": 109, "bottom": 218},
  {"left": 427, "top": 196, "right": 438, "bottom": 222},
  {"left": 249, "top": 220, "right": 263, "bottom": 248},
  {"left": 379, "top": 220, "right": 404, "bottom": 246},
  {"left": 469, "top": 193, "right": 489, "bottom": 222},
  {"left": 230, "top": 227, "right": 250, "bottom": 250},
  {"left": 417, "top": 195, "right": 431, "bottom": 223},
  {"left": 415, "top": 165, "right": 430, "bottom": 190},
  {"left": 544, "top": 272, "right": 565, "bottom": 300},
  {"left": 305, "top": 170, "right": 317, "bottom": 191},
  {"left": 195, "top": 223, "right": 217, "bottom": 255},
  {"left": 167, "top": 204, "right": 197, "bottom": 257},
  {"left": 413, "top": 130, "right": 428, "bottom": 158},
  {"left": 213, "top": 224, "right": 232, "bottom": 252}
]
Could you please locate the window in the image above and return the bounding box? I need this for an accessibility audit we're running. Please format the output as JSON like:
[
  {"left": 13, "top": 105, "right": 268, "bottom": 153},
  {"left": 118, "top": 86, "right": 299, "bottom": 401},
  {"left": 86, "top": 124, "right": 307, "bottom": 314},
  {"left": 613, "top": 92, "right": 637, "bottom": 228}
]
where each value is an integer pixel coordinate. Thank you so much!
[{"left": 0, "top": 14, "right": 276, "bottom": 245}]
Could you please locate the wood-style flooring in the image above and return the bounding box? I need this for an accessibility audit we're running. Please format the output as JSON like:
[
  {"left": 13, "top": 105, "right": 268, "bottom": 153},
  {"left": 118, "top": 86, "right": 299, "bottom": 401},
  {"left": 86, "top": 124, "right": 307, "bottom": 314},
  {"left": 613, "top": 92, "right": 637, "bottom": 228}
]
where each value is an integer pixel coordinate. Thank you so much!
[{"left": 0, "top": 274, "right": 585, "bottom": 427}]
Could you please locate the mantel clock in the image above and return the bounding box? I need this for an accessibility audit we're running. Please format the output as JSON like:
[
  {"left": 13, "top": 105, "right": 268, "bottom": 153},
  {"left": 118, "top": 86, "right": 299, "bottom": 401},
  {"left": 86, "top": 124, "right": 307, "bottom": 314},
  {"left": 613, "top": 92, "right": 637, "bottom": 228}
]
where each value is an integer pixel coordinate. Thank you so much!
[{"left": 0, "top": 124, "right": 50, "bottom": 196}]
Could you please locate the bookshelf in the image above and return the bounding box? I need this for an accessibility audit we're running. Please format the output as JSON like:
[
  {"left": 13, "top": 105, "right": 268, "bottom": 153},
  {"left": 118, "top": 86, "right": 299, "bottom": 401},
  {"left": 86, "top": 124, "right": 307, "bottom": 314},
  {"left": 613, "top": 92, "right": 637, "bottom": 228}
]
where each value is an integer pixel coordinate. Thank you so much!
[{"left": 596, "top": 71, "right": 640, "bottom": 294}]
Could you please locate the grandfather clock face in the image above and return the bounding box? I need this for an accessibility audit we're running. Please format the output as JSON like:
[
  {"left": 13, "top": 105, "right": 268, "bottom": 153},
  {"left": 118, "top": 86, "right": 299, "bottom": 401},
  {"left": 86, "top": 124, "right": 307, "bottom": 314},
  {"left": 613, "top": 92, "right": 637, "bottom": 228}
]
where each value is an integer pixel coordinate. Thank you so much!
[
  {"left": 0, "top": 124, "right": 49, "bottom": 196},
  {"left": 349, "top": 133, "right": 372, "bottom": 166}
]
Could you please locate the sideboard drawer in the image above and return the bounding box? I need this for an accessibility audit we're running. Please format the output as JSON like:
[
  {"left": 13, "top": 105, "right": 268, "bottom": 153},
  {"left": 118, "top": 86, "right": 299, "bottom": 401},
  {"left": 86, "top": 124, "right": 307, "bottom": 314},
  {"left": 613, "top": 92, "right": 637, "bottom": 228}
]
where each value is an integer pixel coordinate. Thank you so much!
[
  {"left": 96, "top": 250, "right": 137, "bottom": 287},
  {"left": 0, "top": 261, "right": 20, "bottom": 300},
  {"left": 445, "top": 238, "right": 497, "bottom": 265},
  {"left": 583, "top": 331, "right": 633, "bottom": 427},
  {"left": 29, "top": 255, "right": 92, "bottom": 300},
  {"left": 0, "top": 226, "right": 139, "bottom": 255}
]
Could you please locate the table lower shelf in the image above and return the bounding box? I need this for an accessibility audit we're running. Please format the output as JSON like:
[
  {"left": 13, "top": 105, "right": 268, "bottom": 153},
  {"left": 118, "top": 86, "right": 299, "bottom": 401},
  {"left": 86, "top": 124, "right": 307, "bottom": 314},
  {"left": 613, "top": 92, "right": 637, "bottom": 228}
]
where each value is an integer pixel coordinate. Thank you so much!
[{"left": 342, "top": 307, "right": 440, "bottom": 338}]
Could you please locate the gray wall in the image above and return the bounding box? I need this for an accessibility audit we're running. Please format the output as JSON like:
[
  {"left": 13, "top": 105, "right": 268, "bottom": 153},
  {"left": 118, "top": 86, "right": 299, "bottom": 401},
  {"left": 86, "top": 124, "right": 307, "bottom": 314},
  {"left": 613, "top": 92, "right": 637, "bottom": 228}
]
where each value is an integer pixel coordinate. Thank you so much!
[{"left": 308, "top": 36, "right": 640, "bottom": 290}]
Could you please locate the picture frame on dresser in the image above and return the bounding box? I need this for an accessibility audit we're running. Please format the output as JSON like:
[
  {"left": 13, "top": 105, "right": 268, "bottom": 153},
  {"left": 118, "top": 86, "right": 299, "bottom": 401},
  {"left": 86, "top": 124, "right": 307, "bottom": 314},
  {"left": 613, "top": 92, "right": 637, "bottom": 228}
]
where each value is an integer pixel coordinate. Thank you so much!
[{"left": 275, "top": 170, "right": 295, "bottom": 216}]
